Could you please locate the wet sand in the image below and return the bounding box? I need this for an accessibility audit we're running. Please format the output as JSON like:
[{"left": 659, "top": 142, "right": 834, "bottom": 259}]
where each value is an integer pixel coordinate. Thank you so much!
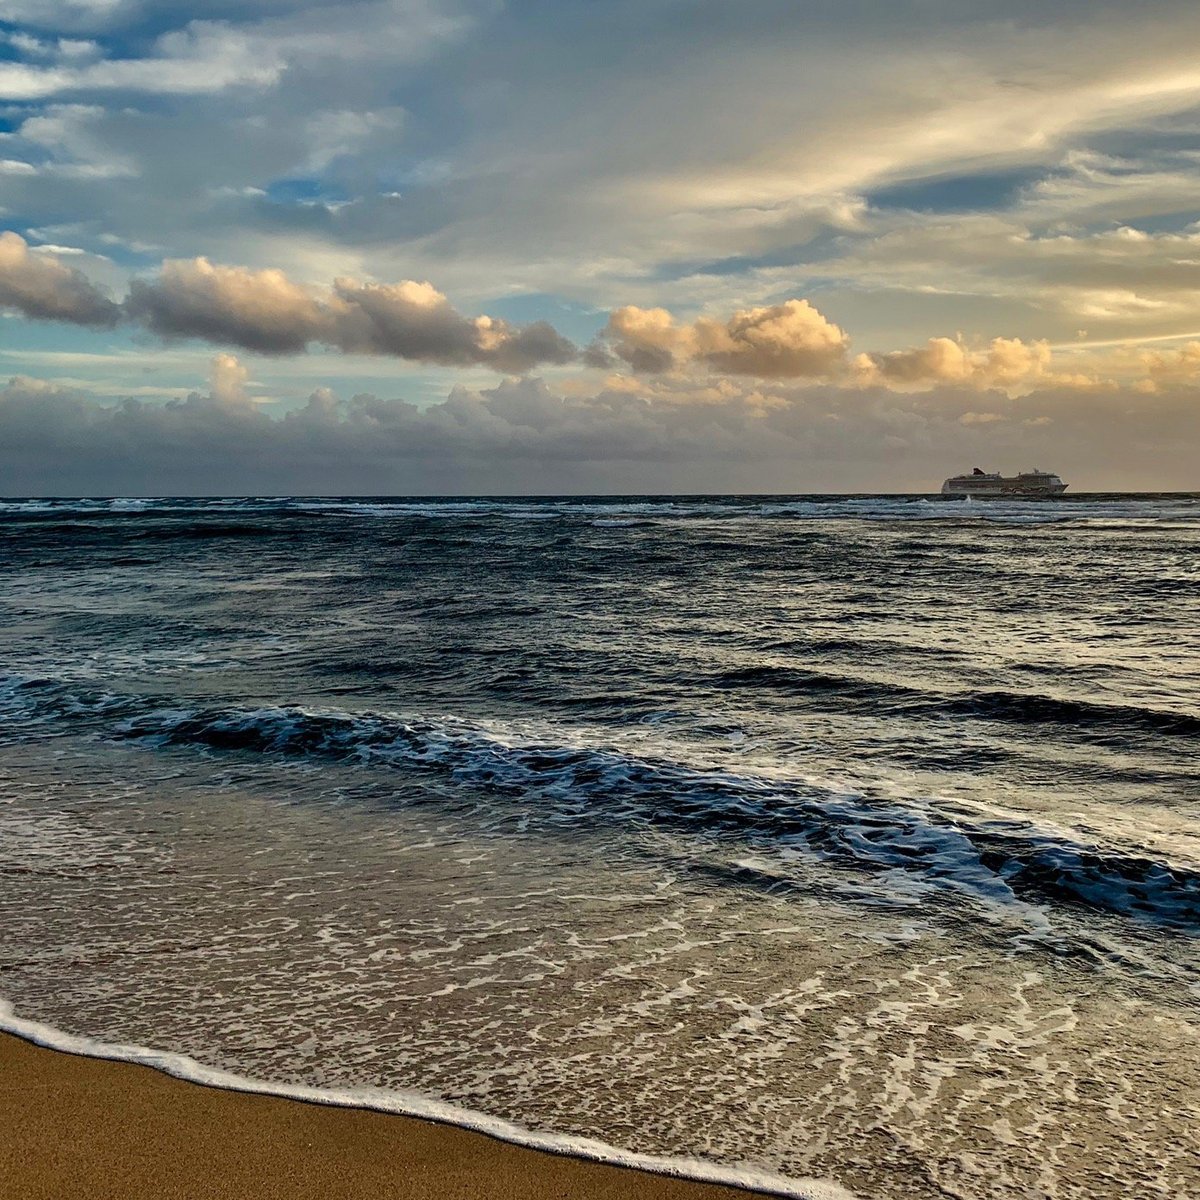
[{"left": 0, "top": 1031, "right": 779, "bottom": 1200}]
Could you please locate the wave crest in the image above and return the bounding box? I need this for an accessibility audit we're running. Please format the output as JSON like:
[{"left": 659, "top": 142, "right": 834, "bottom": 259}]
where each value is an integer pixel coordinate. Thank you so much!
[{"left": 4, "top": 674, "right": 1197, "bottom": 934}]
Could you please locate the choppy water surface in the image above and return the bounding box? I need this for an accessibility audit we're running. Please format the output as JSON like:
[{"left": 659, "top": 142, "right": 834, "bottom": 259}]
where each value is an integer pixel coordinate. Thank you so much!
[{"left": 1, "top": 494, "right": 1198, "bottom": 1199}]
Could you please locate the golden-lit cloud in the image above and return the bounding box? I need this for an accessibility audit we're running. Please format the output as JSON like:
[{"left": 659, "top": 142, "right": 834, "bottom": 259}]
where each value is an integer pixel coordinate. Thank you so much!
[
  {"left": 125, "top": 257, "right": 326, "bottom": 353},
  {"left": 599, "top": 300, "right": 850, "bottom": 378},
  {"left": 9, "top": 241, "right": 580, "bottom": 372},
  {"left": 857, "top": 337, "right": 1053, "bottom": 390},
  {"left": 1133, "top": 340, "right": 1200, "bottom": 391},
  {"left": 0, "top": 231, "right": 118, "bottom": 326},
  {"left": 8, "top": 231, "right": 1200, "bottom": 397}
]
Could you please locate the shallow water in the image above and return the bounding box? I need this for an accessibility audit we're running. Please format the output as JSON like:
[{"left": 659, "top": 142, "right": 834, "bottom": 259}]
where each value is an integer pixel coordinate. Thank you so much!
[{"left": 1, "top": 494, "right": 1198, "bottom": 1198}]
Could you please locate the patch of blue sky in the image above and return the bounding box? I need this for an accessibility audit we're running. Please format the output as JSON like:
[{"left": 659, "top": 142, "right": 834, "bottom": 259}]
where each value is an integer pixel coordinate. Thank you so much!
[
  {"left": 3, "top": 4, "right": 192, "bottom": 39},
  {"left": 6, "top": 221, "right": 148, "bottom": 273},
  {"left": 3, "top": 210, "right": 41, "bottom": 239},
  {"left": 239, "top": 196, "right": 341, "bottom": 240},
  {"left": 264, "top": 178, "right": 352, "bottom": 207},
  {"left": 864, "top": 167, "right": 1047, "bottom": 214},
  {"left": 647, "top": 236, "right": 849, "bottom": 286},
  {"left": 88, "top": 239, "right": 161, "bottom": 273},
  {"left": 1088, "top": 119, "right": 1200, "bottom": 151},
  {"left": 271, "top": 358, "right": 468, "bottom": 410},
  {"left": 480, "top": 293, "right": 606, "bottom": 344},
  {"left": 3, "top": 146, "right": 51, "bottom": 172},
  {"left": 0, "top": 320, "right": 203, "bottom": 397},
  {"left": 1108, "top": 213, "right": 1200, "bottom": 235}
]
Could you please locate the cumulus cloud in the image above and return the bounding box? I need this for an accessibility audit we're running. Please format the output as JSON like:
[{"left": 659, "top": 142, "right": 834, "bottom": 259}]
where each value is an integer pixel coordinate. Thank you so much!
[
  {"left": 0, "top": 232, "right": 858, "bottom": 378},
  {"left": 601, "top": 299, "right": 851, "bottom": 378},
  {"left": 11, "top": 227, "right": 1199, "bottom": 394},
  {"left": 124, "top": 259, "right": 578, "bottom": 370},
  {"left": 125, "top": 258, "right": 327, "bottom": 354},
  {"left": 6, "top": 239, "right": 579, "bottom": 371},
  {"left": 3, "top": 358, "right": 1198, "bottom": 495},
  {"left": 8, "top": 0, "right": 1200, "bottom": 348},
  {"left": 327, "top": 277, "right": 577, "bottom": 370},
  {"left": 0, "top": 231, "right": 120, "bottom": 326},
  {"left": 1133, "top": 340, "right": 1200, "bottom": 391},
  {"left": 858, "top": 336, "right": 1053, "bottom": 391},
  {"left": 207, "top": 351, "right": 251, "bottom": 404}
]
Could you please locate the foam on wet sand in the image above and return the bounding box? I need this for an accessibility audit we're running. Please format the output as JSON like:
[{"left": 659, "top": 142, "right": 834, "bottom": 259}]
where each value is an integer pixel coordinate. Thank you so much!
[{"left": 0, "top": 1020, "right": 853, "bottom": 1200}]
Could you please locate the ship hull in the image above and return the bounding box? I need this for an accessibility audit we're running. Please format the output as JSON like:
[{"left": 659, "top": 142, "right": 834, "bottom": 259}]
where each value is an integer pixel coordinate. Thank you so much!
[{"left": 941, "top": 482, "right": 1068, "bottom": 497}]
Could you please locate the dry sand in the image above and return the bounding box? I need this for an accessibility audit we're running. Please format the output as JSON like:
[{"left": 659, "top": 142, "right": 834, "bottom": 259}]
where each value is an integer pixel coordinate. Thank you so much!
[{"left": 0, "top": 1031, "right": 778, "bottom": 1200}]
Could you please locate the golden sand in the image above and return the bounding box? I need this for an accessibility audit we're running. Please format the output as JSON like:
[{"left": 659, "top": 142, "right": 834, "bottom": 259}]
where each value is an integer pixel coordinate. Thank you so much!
[{"left": 0, "top": 1031, "right": 776, "bottom": 1200}]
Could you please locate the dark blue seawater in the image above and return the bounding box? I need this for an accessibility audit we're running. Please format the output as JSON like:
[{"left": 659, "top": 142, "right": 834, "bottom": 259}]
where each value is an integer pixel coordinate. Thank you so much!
[{"left": 1, "top": 495, "right": 1198, "bottom": 1199}]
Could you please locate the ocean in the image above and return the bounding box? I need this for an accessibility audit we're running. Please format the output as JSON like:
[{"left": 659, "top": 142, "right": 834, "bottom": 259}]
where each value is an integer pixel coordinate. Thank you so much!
[{"left": 1, "top": 494, "right": 1197, "bottom": 1199}]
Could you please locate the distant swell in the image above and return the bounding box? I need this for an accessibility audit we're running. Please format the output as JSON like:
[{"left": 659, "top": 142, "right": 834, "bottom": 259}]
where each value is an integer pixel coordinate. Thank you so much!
[
  {"left": 3, "top": 676, "right": 1197, "bottom": 932},
  {"left": 942, "top": 689, "right": 1200, "bottom": 737},
  {"left": 714, "top": 666, "right": 1200, "bottom": 741}
]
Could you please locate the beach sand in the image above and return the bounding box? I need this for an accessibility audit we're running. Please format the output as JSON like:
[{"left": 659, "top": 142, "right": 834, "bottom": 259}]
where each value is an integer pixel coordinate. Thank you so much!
[{"left": 0, "top": 1031, "right": 777, "bottom": 1200}]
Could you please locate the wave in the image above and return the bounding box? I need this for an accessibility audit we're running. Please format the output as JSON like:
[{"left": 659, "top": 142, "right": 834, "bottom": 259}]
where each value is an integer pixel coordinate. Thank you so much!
[
  {"left": 4, "top": 676, "right": 1197, "bottom": 932},
  {"left": 941, "top": 689, "right": 1200, "bottom": 738},
  {"left": 2, "top": 494, "right": 1199, "bottom": 527},
  {"left": 713, "top": 665, "right": 1200, "bottom": 742},
  {"left": 0, "top": 1002, "right": 847, "bottom": 1200},
  {"left": 134, "top": 522, "right": 287, "bottom": 540}
]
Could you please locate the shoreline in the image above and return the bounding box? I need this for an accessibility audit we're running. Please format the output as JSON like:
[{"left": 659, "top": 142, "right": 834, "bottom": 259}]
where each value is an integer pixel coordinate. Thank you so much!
[{"left": 0, "top": 1017, "right": 851, "bottom": 1200}]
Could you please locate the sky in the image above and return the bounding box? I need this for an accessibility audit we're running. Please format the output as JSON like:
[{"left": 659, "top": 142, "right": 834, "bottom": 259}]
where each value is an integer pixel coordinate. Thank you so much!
[{"left": 2, "top": 0, "right": 1200, "bottom": 493}]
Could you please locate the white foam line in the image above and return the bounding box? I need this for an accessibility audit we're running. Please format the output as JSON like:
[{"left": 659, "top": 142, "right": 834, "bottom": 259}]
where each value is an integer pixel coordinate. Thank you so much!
[{"left": 0, "top": 999, "right": 856, "bottom": 1200}]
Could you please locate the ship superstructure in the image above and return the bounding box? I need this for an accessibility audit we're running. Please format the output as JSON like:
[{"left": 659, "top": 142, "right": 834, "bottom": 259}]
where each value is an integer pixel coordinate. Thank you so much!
[{"left": 941, "top": 468, "right": 1067, "bottom": 497}]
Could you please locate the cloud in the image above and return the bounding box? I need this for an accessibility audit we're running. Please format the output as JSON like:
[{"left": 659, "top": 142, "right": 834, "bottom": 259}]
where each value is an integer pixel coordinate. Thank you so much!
[
  {"left": 789, "top": 206, "right": 1200, "bottom": 349},
  {"left": 0, "top": 22, "right": 286, "bottom": 100},
  {"left": 0, "top": 231, "right": 120, "bottom": 326},
  {"left": 122, "top": 255, "right": 579, "bottom": 370},
  {"left": 4, "top": 232, "right": 854, "bottom": 379},
  {"left": 4, "top": 358, "right": 1198, "bottom": 495},
  {"left": 858, "top": 336, "right": 1053, "bottom": 390},
  {"left": 0, "top": 31, "right": 100, "bottom": 61},
  {"left": 6, "top": 0, "right": 1200, "bottom": 342},
  {"left": 9, "top": 228, "right": 1191, "bottom": 393},
  {"left": 1125, "top": 339, "right": 1200, "bottom": 392},
  {"left": 0, "top": 235, "right": 576, "bottom": 371},
  {"left": 327, "top": 277, "right": 577, "bottom": 370},
  {"left": 207, "top": 351, "right": 251, "bottom": 404},
  {"left": 601, "top": 299, "right": 850, "bottom": 378},
  {"left": 124, "top": 258, "right": 327, "bottom": 353}
]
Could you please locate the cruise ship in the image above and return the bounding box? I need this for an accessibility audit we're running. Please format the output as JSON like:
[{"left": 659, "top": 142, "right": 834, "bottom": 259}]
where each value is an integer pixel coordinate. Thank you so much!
[{"left": 941, "top": 467, "right": 1068, "bottom": 497}]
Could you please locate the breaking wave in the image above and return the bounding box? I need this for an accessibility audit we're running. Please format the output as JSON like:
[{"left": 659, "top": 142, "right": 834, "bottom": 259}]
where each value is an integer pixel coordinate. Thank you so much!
[{"left": 4, "top": 674, "right": 1197, "bottom": 934}]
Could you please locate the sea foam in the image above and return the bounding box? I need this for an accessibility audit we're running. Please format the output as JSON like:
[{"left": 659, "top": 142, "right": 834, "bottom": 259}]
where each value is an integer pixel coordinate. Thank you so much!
[{"left": 0, "top": 1000, "right": 856, "bottom": 1200}]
